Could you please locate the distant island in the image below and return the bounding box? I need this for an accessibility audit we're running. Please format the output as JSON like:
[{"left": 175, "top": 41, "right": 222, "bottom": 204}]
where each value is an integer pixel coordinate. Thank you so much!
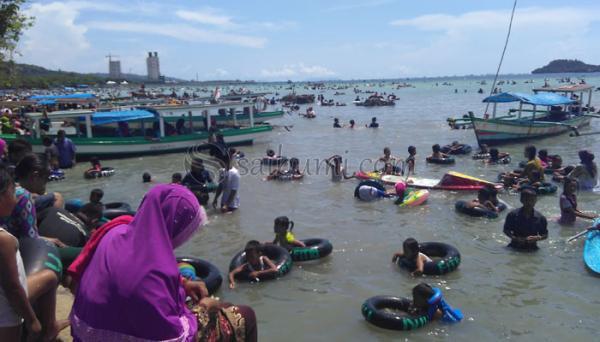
[
  {"left": 532, "top": 59, "right": 600, "bottom": 74},
  {"left": 0, "top": 61, "right": 256, "bottom": 89}
]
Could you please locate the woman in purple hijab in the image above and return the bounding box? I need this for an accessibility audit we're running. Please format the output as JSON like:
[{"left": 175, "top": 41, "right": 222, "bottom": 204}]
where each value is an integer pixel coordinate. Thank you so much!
[{"left": 70, "top": 184, "right": 257, "bottom": 341}]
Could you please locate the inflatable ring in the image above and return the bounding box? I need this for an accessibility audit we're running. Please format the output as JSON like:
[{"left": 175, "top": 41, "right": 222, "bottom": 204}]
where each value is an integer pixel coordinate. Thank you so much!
[
  {"left": 19, "top": 237, "right": 63, "bottom": 277},
  {"left": 354, "top": 180, "right": 385, "bottom": 198},
  {"left": 84, "top": 167, "right": 116, "bottom": 179},
  {"left": 65, "top": 198, "right": 84, "bottom": 213},
  {"left": 441, "top": 145, "right": 472, "bottom": 155},
  {"left": 290, "top": 238, "right": 333, "bottom": 261},
  {"left": 454, "top": 200, "right": 506, "bottom": 219},
  {"left": 48, "top": 170, "right": 65, "bottom": 182},
  {"left": 491, "top": 156, "right": 511, "bottom": 165},
  {"left": 361, "top": 296, "right": 430, "bottom": 331},
  {"left": 533, "top": 183, "right": 558, "bottom": 195},
  {"left": 261, "top": 157, "right": 288, "bottom": 166},
  {"left": 426, "top": 157, "right": 455, "bottom": 165},
  {"left": 189, "top": 182, "right": 218, "bottom": 193},
  {"left": 103, "top": 202, "right": 135, "bottom": 220},
  {"left": 396, "top": 242, "right": 461, "bottom": 275},
  {"left": 229, "top": 245, "right": 292, "bottom": 282},
  {"left": 176, "top": 257, "right": 222, "bottom": 295},
  {"left": 399, "top": 190, "right": 429, "bottom": 207}
]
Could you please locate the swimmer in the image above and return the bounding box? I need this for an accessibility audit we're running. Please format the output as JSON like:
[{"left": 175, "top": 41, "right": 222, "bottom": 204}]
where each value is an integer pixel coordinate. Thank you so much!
[
  {"left": 349, "top": 120, "right": 356, "bottom": 129},
  {"left": 465, "top": 188, "right": 498, "bottom": 212},
  {"left": 84, "top": 157, "right": 102, "bottom": 178},
  {"left": 404, "top": 146, "right": 416, "bottom": 176},
  {"left": 326, "top": 155, "right": 355, "bottom": 182},
  {"left": 333, "top": 118, "right": 342, "bottom": 128},
  {"left": 271, "top": 216, "right": 305, "bottom": 250},
  {"left": 228, "top": 240, "right": 278, "bottom": 289},
  {"left": 142, "top": 172, "right": 152, "bottom": 183},
  {"left": 392, "top": 238, "right": 432, "bottom": 276},
  {"left": 171, "top": 172, "right": 182, "bottom": 184},
  {"left": 430, "top": 144, "right": 448, "bottom": 160}
]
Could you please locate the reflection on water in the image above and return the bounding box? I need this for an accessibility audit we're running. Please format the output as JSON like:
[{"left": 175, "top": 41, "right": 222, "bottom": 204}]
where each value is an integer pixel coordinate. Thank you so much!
[{"left": 49, "top": 75, "right": 600, "bottom": 341}]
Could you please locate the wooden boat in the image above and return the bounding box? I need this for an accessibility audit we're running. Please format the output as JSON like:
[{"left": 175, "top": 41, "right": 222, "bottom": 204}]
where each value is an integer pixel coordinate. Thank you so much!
[
  {"left": 470, "top": 86, "right": 596, "bottom": 145},
  {"left": 0, "top": 101, "right": 273, "bottom": 159}
]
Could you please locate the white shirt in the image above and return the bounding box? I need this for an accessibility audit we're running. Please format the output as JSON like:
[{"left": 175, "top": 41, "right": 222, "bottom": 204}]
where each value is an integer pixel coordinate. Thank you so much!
[
  {"left": 220, "top": 167, "right": 240, "bottom": 209},
  {"left": 0, "top": 228, "right": 28, "bottom": 327}
]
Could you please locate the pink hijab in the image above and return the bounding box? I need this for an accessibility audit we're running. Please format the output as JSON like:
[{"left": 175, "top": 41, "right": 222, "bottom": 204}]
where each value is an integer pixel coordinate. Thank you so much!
[{"left": 70, "top": 184, "right": 207, "bottom": 341}]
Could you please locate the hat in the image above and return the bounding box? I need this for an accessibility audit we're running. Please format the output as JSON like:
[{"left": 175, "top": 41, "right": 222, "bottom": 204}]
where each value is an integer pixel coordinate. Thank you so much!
[{"left": 395, "top": 181, "right": 406, "bottom": 195}]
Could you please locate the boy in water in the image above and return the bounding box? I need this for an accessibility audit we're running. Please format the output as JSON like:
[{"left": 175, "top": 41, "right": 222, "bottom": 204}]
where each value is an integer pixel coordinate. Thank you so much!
[
  {"left": 228, "top": 240, "right": 278, "bottom": 288},
  {"left": 503, "top": 188, "right": 548, "bottom": 251}
]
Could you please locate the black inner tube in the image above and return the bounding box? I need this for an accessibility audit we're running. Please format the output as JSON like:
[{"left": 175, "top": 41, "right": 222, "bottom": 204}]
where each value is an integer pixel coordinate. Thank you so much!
[
  {"left": 397, "top": 242, "right": 461, "bottom": 275},
  {"left": 361, "top": 295, "right": 429, "bottom": 331},
  {"left": 354, "top": 180, "right": 385, "bottom": 198},
  {"left": 19, "top": 237, "right": 63, "bottom": 277},
  {"left": 290, "top": 238, "right": 333, "bottom": 261},
  {"left": 177, "top": 257, "right": 222, "bottom": 295},
  {"left": 229, "top": 245, "right": 293, "bottom": 281}
]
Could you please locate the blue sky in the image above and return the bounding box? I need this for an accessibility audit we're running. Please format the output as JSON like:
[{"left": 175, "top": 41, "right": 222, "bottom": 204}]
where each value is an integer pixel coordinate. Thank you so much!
[{"left": 15, "top": 0, "right": 600, "bottom": 81}]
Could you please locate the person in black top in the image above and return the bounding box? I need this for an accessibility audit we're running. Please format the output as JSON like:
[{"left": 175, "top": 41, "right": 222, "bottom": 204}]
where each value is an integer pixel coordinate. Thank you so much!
[
  {"left": 333, "top": 118, "right": 342, "bottom": 128},
  {"left": 182, "top": 159, "right": 213, "bottom": 191},
  {"left": 503, "top": 188, "right": 548, "bottom": 251},
  {"left": 367, "top": 117, "right": 379, "bottom": 128}
]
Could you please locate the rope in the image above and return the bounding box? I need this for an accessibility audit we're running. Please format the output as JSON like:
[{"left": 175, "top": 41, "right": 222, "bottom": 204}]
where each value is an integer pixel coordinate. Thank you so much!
[{"left": 476, "top": 0, "right": 518, "bottom": 148}]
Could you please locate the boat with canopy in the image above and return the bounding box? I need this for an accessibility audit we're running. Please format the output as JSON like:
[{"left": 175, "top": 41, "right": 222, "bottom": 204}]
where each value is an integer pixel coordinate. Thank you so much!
[{"left": 469, "top": 86, "right": 595, "bottom": 145}]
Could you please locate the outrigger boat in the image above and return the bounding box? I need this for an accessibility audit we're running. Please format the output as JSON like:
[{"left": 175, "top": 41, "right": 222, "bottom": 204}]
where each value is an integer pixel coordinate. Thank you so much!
[
  {"left": 469, "top": 85, "right": 596, "bottom": 145},
  {"left": 0, "top": 101, "right": 273, "bottom": 159}
]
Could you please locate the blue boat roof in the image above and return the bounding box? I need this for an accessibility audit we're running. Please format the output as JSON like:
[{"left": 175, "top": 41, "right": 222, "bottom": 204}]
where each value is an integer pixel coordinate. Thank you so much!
[
  {"left": 483, "top": 92, "right": 576, "bottom": 106},
  {"left": 92, "top": 109, "right": 155, "bottom": 125},
  {"left": 29, "top": 93, "right": 96, "bottom": 101}
]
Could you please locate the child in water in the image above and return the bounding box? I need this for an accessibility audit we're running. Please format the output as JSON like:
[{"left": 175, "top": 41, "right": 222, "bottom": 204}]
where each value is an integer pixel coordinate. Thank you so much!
[
  {"left": 466, "top": 188, "right": 498, "bottom": 212},
  {"left": 559, "top": 178, "right": 597, "bottom": 225},
  {"left": 333, "top": 118, "right": 342, "bottom": 128},
  {"left": 409, "top": 283, "right": 464, "bottom": 324},
  {"left": 326, "top": 155, "right": 355, "bottom": 181},
  {"left": 430, "top": 144, "right": 448, "bottom": 160},
  {"left": 404, "top": 146, "right": 417, "bottom": 176},
  {"left": 84, "top": 157, "right": 102, "bottom": 178},
  {"left": 392, "top": 238, "right": 432, "bottom": 276},
  {"left": 171, "top": 172, "right": 182, "bottom": 184},
  {"left": 229, "top": 240, "right": 278, "bottom": 289},
  {"left": 142, "top": 172, "right": 152, "bottom": 183},
  {"left": 271, "top": 216, "right": 305, "bottom": 250}
]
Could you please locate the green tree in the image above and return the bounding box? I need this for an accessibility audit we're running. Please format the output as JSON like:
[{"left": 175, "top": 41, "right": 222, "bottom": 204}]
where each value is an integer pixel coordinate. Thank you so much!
[{"left": 0, "top": 0, "right": 33, "bottom": 62}]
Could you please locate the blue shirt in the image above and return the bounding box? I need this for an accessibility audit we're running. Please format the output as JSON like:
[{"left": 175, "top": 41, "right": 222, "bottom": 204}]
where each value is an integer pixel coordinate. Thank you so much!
[{"left": 54, "top": 138, "right": 76, "bottom": 168}]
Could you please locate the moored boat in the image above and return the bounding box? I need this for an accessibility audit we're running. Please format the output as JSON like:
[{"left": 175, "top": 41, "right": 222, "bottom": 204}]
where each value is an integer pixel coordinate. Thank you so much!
[{"left": 470, "top": 86, "right": 596, "bottom": 145}]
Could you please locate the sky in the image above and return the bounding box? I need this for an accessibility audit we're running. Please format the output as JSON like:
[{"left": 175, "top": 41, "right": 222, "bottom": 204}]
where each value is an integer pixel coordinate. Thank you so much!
[{"left": 14, "top": 0, "right": 600, "bottom": 81}]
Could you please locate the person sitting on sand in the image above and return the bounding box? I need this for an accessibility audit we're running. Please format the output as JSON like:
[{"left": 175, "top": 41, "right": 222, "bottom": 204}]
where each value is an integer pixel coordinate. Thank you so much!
[
  {"left": 15, "top": 154, "right": 64, "bottom": 213},
  {"left": 404, "top": 146, "right": 417, "bottom": 176},
  {"left": 430, "top": 144, "right": 449, "bottom": 160},
  {"left": 326, "top": 155, "right": 355, "bottom": 182},
  {"left": 271, "top": 216, "right": 305, "bottom": 250},
  {"left": 503, "top": 188, "right": 548, "bottom": 251},
  {"left": 229, "top": 240, "right": 278, "bottom": 289},
  {"left": 333, "top": 118, "right": 342, "bottom": 128},
  {"left": 559, "top": 178, "right": 597, "bottom": 225},
  {"left": 392, "top": 238, "right": 432, "bottom": 276},
  {"left": 0, "top": 166, "right": 68, "bottom": 341},
  {"left": 69, "top": 185, "right": 258, "bottom": 341}
]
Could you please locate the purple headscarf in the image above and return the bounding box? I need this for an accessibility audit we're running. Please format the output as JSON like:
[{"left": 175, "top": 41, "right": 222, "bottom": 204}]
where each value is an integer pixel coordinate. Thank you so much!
[
  {"left": 71, "top": 184, "right": 207, "bottom": 341},
  {"left": 0, "top": 138, "right": 6, "bottom": 159}
]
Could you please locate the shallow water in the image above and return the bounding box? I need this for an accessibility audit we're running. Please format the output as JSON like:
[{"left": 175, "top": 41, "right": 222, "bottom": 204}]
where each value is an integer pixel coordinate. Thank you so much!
[{"left": 50, "top": 75, "right": 600, "bottom": 341}]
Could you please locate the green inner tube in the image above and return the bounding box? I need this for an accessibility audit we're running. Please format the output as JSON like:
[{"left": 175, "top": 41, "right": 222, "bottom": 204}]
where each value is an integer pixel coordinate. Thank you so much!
[{"left": 290, "top": 238, "right": 333, "bottom": 262}]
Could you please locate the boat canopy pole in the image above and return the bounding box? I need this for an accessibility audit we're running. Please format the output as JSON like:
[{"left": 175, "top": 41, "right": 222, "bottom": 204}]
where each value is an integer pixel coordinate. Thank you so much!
[
  {"left": 34, "top": 118, "right": 40, "bottom": 139},
  {"left": 518, "top": 102, "right": 523, "bottom": 118},
  {"left": 188, "top": 111, "right": 193, "bottom": 133},
  {"left": 159, "top": 116, "right": 165, "bottom": 138},
  {"left": 588, "top": 88, "right": 592, "bottom": 108},
  {"left": 250, "top": 105, "right": 255, "bottom": 127},
  {"left": 492, "top": 103, "right": 497, "bottom": 118},
  {"left": 85, "top": 115, "right": 92, "bottom": 138},
  {"left": 231, "top": 108, "right": 238, "bottom": 126}
]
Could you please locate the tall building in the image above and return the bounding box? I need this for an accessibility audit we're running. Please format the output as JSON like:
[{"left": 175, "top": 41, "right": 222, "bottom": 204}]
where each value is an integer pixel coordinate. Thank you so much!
[
  {"left": 109, "top": 60, "right": 121, "bottom": 79},
  {"left": 146, "top": 52, "right": 160, "bottom": 81}
]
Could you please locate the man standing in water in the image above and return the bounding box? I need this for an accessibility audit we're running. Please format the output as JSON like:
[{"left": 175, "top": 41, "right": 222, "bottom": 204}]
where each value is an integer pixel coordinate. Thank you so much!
[
  {"left": 54, "top": 130, "right": 76, "bottom": 169},
  {"left": 213, "top": 153, "right": 240, "bottom": 213},
  {"left": 503, "top": 188, "right": 548, "bottom": 251}
]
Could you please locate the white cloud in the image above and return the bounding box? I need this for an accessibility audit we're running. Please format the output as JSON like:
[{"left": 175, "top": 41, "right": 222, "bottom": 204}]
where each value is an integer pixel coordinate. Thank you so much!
[
  {"left": 387, "top": 6, "right": 600, "bottom": 76},
  {"left": 86, "top": 21, "right": 267, "bottom": 48},
  {"left": 260, "top": 63, "right": 335, "bottom": 79},
  {"left": 175, "top": 9, "right": 235, "bottom": 28},
  {"left": 19, "top": 2, "right": 91, "bottom": 68}
]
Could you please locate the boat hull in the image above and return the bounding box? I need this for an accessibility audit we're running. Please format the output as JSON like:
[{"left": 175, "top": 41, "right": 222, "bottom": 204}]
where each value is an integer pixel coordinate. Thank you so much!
[
  {"left": 1, "top": 126, "right": 272, "bottom": 159},
  {"left": 584, "top": 230, "right": 600, "bottom": 275},
  {"left": 471, "top": 115, "right": 592, "bottom": 145}
]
